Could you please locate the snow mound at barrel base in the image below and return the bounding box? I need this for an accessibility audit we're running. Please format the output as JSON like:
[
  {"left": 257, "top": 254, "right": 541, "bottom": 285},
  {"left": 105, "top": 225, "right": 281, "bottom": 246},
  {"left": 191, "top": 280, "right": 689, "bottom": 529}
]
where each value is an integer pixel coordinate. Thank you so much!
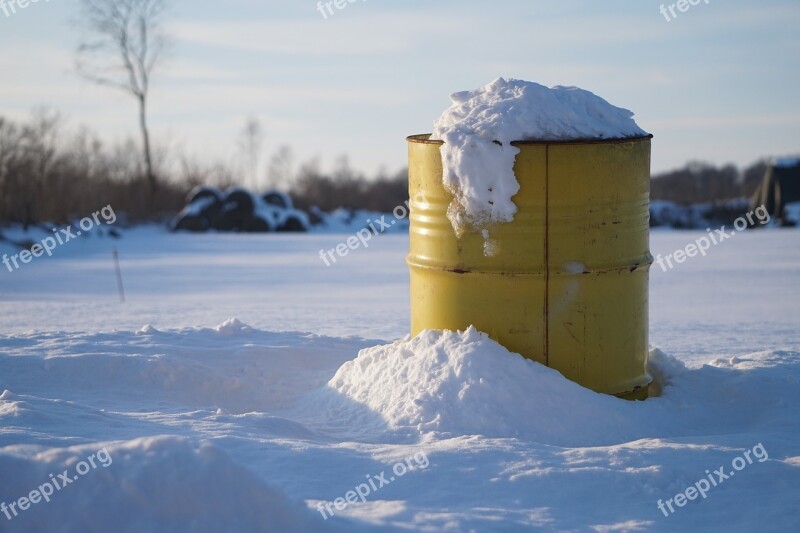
[{"left": 325, "top": 327, "right": 653, "bottom": 444}]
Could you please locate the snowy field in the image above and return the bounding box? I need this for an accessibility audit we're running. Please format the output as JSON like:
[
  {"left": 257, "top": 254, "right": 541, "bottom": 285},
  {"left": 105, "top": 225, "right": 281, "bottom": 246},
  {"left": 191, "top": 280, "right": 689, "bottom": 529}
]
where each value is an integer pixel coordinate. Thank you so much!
[{"left": 1, "top": 227, "right": 798, "bottom": 532}]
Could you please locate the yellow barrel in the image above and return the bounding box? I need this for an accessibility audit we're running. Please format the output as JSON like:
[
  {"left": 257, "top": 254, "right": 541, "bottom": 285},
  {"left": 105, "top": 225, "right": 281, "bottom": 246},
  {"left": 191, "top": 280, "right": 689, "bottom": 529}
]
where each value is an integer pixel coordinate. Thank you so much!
[{"left": 407, "top": 134, "right": 653, "bottom": 400}]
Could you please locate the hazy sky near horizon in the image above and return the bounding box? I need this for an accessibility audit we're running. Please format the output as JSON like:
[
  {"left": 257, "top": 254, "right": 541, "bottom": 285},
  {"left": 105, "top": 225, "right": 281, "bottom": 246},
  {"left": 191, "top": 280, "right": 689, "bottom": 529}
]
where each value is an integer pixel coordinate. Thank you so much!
[{"left": 2, "top": 0, "right": 799, "bottom": 183}]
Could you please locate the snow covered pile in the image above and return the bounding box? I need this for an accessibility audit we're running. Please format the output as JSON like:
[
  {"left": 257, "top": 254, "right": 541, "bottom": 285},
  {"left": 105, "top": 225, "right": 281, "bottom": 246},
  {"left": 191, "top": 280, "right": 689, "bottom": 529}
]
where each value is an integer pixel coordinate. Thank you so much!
[
  {"left": 784, "top": 202, "right": 800, "bottom": 225},
  {"left": 649, "top": 198, "right": 753, "bottom": 229},
  {"left": 310, "top": 207, "right": 409, "bottom": 234},
  {"left": 324, "top": 327, "right": 644, "bottom": 444},
  {"left": 172, "top": 187, "right": 310, "bottom": 233},
  {"left": 430, "top": 77, "right": 648, "bottom": 240}
]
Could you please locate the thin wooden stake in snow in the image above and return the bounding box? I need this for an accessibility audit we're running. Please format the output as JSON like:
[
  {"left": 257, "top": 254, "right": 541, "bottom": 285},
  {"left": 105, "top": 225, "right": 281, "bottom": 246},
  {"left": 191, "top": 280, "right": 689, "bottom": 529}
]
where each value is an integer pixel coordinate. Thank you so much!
[{"left": 113, "top": 247, "right": 125, "bottom": 303}]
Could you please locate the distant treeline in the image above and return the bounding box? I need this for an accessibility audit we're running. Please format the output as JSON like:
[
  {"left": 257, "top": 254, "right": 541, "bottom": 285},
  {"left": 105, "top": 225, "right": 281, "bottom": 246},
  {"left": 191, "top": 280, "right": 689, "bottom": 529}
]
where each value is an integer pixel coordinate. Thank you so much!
[
  {"left": 0, "top": 111, "right": 770, "bottom": 225},
  {"left": 650, "top": 160, "right": 767, "bottom": 205},
  {"left": 0, "top": 111, "right": 185, "bottom": 226},
  {"left": 290, "top": 158, "right": 407, "bottom": 213},
  {"left": 0, "top": 111, "right": 408, "bottom": 225}
]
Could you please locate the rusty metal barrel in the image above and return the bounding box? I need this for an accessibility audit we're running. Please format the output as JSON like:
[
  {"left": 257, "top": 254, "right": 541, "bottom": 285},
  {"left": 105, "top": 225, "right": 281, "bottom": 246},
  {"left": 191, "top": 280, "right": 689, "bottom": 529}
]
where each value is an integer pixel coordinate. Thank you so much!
[{"left": 407, "top": 134, "right": 654, "bottom": 399}]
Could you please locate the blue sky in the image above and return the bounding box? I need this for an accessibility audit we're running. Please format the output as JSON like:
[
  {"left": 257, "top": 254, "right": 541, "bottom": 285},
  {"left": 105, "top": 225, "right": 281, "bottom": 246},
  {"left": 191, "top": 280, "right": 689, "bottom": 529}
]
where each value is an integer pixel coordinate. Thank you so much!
[{"left": 2, "top": 0, "right": 799, "bottom": 182}]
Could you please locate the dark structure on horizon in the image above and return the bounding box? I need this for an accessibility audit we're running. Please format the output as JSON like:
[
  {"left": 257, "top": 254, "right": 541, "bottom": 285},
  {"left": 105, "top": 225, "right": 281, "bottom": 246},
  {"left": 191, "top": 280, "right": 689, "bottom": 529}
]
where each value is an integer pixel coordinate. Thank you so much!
[{"left": 750, "top": 157, "right": 800, "bottom": 226}]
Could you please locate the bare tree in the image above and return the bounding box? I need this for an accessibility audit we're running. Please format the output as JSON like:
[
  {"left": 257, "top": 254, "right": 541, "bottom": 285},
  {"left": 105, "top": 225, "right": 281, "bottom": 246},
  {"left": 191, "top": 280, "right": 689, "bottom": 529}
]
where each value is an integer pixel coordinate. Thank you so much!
[
  {"left": 237, "top": 117, "right": 263, "bottom": 191},
  {"left": 266, "top": 145, "right": 294, "bottom": 190},
  {"left": 76, "top": 0, "right": 169, "bottom": 193},
  {"left": 0, "top": 117, "right": 23, "bottom": 222},
  {"left": 25, "top": 109, "right": 62, "bottom": 225}
]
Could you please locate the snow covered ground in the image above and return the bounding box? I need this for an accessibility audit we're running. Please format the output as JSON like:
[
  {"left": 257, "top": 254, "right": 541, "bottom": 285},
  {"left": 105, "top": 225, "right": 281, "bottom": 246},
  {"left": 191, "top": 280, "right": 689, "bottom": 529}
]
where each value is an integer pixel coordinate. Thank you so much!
[{"left": 1, "top": 226, "right": 798, "bottom": 532}]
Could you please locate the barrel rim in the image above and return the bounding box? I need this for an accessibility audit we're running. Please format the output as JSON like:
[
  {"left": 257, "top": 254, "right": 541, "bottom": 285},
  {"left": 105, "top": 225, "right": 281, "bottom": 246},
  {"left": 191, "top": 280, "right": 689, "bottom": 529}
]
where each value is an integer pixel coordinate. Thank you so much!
[{"left": 407, "top": 133, "right": 654, "bottom": 145}]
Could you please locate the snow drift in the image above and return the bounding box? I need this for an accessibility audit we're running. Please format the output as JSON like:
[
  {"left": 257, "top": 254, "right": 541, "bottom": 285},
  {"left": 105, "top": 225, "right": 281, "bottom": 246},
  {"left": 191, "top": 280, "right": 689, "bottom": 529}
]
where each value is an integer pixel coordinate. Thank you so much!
[
  {"left": 0, "top": 436, "right": 322, "bottom": 532},
  {"left": 315, "top": 327, "right": 800, "bottom": 448}
]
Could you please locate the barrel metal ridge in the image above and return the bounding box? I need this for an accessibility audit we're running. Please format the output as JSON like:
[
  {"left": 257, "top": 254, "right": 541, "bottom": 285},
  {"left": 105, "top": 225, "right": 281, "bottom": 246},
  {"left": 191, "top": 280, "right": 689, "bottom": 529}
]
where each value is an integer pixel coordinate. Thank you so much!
[
  {"left": 407, "top": 133, "right": 654, "bottom": 144},
  {"left": 406, "top": 255, "right": 655, "bottom": 276}
]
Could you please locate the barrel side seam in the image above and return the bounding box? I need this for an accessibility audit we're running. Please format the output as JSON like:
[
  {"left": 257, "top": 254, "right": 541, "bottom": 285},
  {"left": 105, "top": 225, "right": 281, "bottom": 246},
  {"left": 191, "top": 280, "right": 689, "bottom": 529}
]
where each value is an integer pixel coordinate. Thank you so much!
[{"left": 544, "top": 145, "right": 550, "bottom": 367}]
